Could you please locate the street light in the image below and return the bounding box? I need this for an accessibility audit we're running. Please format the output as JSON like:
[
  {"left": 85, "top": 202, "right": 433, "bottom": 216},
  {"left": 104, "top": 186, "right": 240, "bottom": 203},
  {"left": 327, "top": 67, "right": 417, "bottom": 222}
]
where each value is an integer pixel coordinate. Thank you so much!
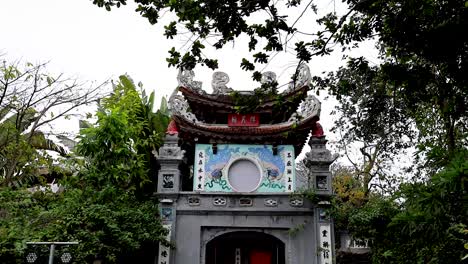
[
  {"left": 60, "top": 252, "right": 73, "bottom": 263},
  {"left": 26, "top": 242, "right": 79, "bottom": 264},
  {"left": 25, "top": 252, "right": 38, "bottom": 263}
]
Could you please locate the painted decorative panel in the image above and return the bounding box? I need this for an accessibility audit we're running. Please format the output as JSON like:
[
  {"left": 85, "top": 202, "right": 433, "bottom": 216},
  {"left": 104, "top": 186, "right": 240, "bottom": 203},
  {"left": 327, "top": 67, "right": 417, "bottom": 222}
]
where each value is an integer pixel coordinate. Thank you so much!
[{"left": 194, "top": 144, "right": 295, "bottom": 193}]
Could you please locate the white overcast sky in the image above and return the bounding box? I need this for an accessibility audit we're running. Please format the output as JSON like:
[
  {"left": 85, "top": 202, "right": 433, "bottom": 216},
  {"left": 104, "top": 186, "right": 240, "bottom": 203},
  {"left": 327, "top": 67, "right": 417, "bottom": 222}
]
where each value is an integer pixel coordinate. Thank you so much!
[{"left": 0, "top": 0, "right": 379, "bottom": 145}]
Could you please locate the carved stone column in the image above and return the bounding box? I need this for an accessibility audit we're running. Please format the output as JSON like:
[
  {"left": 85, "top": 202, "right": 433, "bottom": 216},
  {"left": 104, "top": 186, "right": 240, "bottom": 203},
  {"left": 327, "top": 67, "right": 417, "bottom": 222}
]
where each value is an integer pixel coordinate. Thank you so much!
[
  {"left": 156, "top": 132, "right": 185, "bottom": 264},
  {"left": 304, "top": 135, "right": 337, "bottom": 264}
]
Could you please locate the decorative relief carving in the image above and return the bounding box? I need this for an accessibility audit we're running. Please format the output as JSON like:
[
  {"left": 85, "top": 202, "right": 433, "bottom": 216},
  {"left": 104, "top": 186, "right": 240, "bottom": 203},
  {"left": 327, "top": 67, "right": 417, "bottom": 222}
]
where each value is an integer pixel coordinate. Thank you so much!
[
  {"left": 158, "top": 135, "right": 185, "bottom": 160},
  {"left": 286, "top": 62, "right": 311, "bottom": 92},
  {"left": 162, "top": 174, "right": 174, "bottom": 189},
  {"left": 188, "top": 196, "right": 201, "bottom": 206},
  {"left": 168, "top": 94, "right": 199, "bottom": 123},
  {"left": 305, "top": 138, "right": 338, "bottom": 164},
  {"left": 239, "top": 198, "right": 253, "bottom": 207},
  {"left": 288, "top": 94, "right": 321, "bottom": 123},
  {"left": 287, "top": 112, "right": 301, "bottom": 123},
  {"left": 264, "top": 198, "right": 278, "bottom": 207},
  {"left": 212, "top": 71, "right": 233, "bottom": 94},
  {"left": 159, "top": 146, "right": 183, "bottom": 159},
  {"left": 177, "top": 68, "right": 204, "bottom": 93},
  {"left": 318, "top": 208, "right": 330, "bottom": 222},
  {"left": 299, "top": 94, "right": 321, "bottom": 119},
  {"left": 213, "top": 197, "right": 227, "bottom": 206},
  {"left": 289, "top": 197, "right": 304, "bottom": 207},
  {"left": 261, "top": 71, "right": 277, "bottom": 85},
  {"left": 160, "top": 207, "right": 173, "bottom": 221},
  {"left": 258, "top": 71, "right": 278, "bottom": 93},
  {"left": 316, "top": 175, "right": 328, "bottom": 190}
]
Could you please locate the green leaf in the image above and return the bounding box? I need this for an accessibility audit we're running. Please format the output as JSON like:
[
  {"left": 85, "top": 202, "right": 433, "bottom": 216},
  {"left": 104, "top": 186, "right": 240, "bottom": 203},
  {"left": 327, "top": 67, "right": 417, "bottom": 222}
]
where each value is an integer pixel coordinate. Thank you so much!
[
  {"left": 159, "top": 96, "right": 168, "bottom": 115},
  {"left": 240, "top": 58, "right": 255, "bottom": 71},
  {"left": 46, "top": 76, "right": 54, "bottom": 85}
]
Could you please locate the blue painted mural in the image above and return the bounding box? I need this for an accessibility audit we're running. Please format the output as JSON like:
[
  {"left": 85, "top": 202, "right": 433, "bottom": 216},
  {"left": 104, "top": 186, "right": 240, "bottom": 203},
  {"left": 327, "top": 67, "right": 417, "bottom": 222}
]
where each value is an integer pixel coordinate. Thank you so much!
[{"left": 194, "top": 144, "right": 296, "bottom": 193}]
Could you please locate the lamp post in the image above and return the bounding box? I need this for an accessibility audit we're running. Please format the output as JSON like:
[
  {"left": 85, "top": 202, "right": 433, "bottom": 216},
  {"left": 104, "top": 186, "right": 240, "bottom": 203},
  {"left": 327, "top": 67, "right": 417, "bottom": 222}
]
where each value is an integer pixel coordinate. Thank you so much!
[{"left": 26, "top": 242, "right": 79, "bottom": 264}]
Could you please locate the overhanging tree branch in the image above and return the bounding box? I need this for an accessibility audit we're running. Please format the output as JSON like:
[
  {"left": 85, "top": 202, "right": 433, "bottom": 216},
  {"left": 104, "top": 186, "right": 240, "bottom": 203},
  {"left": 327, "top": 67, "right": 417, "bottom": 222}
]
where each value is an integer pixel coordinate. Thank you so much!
[{"left": 0, "top": 59, "right": 108, "bottom": 187}]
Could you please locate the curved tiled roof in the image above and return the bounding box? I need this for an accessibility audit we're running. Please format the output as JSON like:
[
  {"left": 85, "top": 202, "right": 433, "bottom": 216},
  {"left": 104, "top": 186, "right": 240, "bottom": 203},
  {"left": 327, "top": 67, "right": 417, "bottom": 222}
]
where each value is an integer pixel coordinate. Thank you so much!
[
  {"left": 173, "top": 113, "right": 319, "bottom": 155},
  {"left": 179, "top": 85, "right": 310, "bottom": 123}
]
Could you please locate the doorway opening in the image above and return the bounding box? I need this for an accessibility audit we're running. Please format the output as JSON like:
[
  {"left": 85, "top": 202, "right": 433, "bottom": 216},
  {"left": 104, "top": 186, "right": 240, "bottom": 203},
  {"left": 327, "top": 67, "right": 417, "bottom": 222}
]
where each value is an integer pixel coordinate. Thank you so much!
[{"left": 205, "top": 231, "right": 285, "bottom": 264}]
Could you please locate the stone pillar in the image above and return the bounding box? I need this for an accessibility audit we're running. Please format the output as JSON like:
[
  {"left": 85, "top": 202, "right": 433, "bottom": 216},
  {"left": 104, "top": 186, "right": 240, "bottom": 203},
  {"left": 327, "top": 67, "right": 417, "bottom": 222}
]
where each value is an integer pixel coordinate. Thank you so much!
[
  {"left": 304, "top": 136, "right": 337, "bottom": 264},
  {"left": 156, "top": 134, "right": 185, "bottom": 264}
]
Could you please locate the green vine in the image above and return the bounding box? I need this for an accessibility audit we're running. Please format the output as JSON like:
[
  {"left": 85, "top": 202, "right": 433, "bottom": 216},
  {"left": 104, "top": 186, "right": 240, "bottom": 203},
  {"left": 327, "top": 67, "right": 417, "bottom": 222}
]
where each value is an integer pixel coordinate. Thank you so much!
[
  {"left": 230, "top": 85, "right": 277, "bottom": 114},
  {"left": 288, "top": 220, "right": 308, "bottom": 237},
  {"left": 292, "top": 188, "right": 330, "bottom": 204}
]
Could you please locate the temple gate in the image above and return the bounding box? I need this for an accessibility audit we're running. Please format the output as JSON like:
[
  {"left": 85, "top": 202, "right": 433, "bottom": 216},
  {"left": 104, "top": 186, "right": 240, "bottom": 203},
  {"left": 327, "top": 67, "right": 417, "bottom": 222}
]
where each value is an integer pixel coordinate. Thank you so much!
[{"left": 156, "top": 64, "right": 336, "bottom": 264}]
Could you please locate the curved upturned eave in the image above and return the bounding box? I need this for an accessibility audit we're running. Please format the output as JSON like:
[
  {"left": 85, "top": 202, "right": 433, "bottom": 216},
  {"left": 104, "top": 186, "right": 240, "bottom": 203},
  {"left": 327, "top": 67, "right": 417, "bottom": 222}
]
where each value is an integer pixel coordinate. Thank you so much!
[{"left": 172, "top": 113, "right": 319, "bottom": 155}]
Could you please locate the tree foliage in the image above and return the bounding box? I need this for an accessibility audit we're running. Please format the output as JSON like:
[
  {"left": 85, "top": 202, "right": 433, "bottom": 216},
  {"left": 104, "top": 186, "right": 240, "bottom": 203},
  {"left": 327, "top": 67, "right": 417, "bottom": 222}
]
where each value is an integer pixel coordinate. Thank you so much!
[
  {"left": 91, "top": 0, "right": 344, "bottom": 79},
  {"left": 78, "top": 75, "right": 170, "bottom": 192},
  {"left": 319, "top": 5, "right": 468, "bottom": 261},
  {"left": 330, "top": 164, "right": 398, "bottom": 249},
  {"left": 0, "top": 75, "right": 170, "bottom": 263},
  {"left": 310, "top": 0, "right": 467, "bottom": 195},
  {"left": 376, "top": 151, "right": 467, "bottom": 264},
  {"left": 331, "top": 153, "right": 467, "bottom": 264},
  {"left": 0, "top": 187, "right": 166, "bottom": 263},
  {"left": 0, "top": 59, "right": 105, "bottom": 187}
]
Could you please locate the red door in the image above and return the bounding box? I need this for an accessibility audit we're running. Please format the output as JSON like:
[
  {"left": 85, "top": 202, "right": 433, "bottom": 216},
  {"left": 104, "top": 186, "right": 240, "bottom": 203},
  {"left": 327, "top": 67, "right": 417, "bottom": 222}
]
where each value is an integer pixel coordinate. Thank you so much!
[{"left": 250, "top": 250, "right": 272, "bottom": 264}]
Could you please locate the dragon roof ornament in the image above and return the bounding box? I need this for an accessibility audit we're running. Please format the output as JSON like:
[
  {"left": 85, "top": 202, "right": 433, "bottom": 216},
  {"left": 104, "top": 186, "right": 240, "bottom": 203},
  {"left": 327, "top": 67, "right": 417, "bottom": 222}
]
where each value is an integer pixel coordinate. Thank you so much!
[
  {"left": 212, "top": 71, "right": 233, "bottom": 94},
  {"left": 177, "top": 63, "right": 311, "bottom": 95},
  {"left": 177, "top": 68, "right": 205, "bottom": 94},
  {"left": 168, "top": 89, "right": 199, "bottom": 123}
]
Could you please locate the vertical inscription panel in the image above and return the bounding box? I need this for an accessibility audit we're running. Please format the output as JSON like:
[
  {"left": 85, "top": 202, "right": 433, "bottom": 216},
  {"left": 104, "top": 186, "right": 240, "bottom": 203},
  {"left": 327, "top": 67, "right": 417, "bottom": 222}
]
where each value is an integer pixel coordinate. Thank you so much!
[
  {"left": 194, "top": 148, "right": 206, "bottom": 191},
  {"left": 318, "top": 223, "right": 333, "bottom": 264},
  {"left": 284, "top": 150, "right": 295, "bottom": 193},
  {"left": 157, "top": 224, "right": 172, "bottom": 264}
]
